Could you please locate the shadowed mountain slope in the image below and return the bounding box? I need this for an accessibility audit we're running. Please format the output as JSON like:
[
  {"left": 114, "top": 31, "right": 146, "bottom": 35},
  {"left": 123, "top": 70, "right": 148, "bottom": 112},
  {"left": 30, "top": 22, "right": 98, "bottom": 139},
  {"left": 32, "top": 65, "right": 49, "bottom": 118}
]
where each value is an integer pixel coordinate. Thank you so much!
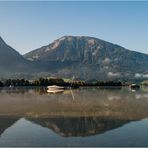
[{"left": 0, "top": 36, "right": 49, "bottom": 78}]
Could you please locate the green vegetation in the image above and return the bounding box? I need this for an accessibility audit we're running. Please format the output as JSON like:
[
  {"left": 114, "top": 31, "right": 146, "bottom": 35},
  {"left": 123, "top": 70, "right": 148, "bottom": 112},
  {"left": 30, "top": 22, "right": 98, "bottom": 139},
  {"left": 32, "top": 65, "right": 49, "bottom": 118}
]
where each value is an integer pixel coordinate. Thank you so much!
[
  {"left": 4, "top": 79, "right": 30, "bottom": 86},
  {"left": 141, "top": 80, "right": 148, "bottom": 86},
  {"left": 0, "top": 78, "right": 123, "bottom": 88},
  {"left": 0, "top": 77, "right": 147, "bottom": 88},
  {"left": 0, "top": 81, "right": 3, "bottom": 87}
]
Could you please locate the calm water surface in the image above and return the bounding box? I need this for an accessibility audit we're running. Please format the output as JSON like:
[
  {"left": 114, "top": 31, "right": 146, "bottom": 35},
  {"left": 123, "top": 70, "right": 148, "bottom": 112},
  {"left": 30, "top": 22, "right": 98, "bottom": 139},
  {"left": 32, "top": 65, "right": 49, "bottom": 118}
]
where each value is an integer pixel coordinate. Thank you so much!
[{"left": 0, "top": 87, "right": 148, "bottom": 146}]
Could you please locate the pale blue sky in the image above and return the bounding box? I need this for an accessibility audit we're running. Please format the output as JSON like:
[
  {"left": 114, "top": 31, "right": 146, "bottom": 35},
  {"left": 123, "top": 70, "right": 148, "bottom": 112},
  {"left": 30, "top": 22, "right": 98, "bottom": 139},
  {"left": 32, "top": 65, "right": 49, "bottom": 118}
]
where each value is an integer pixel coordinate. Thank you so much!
[{"left": 0, "top": 1, "right": 148, "bottom": 54}]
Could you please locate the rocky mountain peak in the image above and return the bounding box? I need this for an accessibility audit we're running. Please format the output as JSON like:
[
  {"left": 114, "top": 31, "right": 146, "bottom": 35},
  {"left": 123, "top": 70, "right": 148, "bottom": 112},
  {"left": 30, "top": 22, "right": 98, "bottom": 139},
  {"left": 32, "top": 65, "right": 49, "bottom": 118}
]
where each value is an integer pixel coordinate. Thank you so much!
[
  {"left": 24, "top": 36, "right": 148, "bottom": 80},
  {"left": 0, "top": 36, "right": 6, "bottom": 45},
  {"left": 0, "top": 35, "right": 147, "bottom": 80}
]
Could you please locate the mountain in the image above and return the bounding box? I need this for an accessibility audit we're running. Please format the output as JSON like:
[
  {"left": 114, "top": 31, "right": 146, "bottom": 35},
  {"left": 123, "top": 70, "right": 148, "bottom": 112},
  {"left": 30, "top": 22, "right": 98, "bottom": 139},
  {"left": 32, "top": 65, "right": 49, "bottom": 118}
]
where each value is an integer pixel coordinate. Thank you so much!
[
  {"left": 0, "top": 35, "right": 147, "bottom": 80},
  {"left": 0, "top": 36, "right": 34, "bottom": 74},
  {"left": 0, "top": 36, "right": 49, "bottom": 78},
  {"left": 24, "top": 36, "right": 148, "bottom": 80}
]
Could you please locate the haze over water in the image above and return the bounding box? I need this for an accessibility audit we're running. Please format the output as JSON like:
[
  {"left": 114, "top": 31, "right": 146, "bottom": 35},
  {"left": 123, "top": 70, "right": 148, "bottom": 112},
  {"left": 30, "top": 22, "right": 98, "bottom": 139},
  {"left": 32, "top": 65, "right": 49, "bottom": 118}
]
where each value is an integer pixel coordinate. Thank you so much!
[{"left": 0, "top": 87, "right": 148, "bottom": 146}]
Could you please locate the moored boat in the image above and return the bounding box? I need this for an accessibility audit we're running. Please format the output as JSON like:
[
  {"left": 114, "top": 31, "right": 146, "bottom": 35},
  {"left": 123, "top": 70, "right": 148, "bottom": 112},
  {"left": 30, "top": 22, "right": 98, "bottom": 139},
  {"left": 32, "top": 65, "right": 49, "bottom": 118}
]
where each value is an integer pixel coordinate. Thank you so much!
[
  {"left": 47, "top": 85, "right": 64, "bottom": 93},
  {"left": 130, "top": 84, "right": 140, "bottom": 89}
]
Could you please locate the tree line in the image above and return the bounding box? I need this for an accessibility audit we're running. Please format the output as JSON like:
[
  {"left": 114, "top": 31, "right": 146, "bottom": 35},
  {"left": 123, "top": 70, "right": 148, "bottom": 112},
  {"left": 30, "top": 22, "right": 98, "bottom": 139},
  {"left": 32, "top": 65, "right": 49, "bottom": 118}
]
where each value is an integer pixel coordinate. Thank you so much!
[{"left": 0, "top": 78, "right": 123, "bottom": 87}]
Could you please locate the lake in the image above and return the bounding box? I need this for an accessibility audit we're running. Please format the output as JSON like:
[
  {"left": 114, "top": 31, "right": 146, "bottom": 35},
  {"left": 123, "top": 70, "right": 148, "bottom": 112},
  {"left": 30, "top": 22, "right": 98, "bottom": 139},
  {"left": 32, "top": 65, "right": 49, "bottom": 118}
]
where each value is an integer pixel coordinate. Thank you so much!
[{"left": 0, "top": 87, "right": 148, "bottom": 147}]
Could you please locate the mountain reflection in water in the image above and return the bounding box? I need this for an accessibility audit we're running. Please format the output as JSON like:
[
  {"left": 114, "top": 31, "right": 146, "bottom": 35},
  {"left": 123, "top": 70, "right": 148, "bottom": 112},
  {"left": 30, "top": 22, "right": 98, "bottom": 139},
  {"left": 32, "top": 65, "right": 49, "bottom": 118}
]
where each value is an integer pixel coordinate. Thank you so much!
[
  {"left": 0, "top": 116, "right": 131, "bottom": 138},
  {"left": 28, "top": 116, "right": 131, "bottom": 137},
  {"left": 0, "top": 87, "right": 147, "bottom": 146}
]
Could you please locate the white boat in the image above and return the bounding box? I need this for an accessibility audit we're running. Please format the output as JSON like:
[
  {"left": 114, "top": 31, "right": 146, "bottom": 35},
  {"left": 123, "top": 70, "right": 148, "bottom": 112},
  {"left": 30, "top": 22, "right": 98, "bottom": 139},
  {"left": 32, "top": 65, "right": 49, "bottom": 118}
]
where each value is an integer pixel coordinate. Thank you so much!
[
  {"left": 47, "top": 85, "right": 64, "bottom": 93},
  {"left": 130, "top": 84, "right": 140, "bottom": 89},
  {"left": 47, "top": 89, "right": 64, "bottom": 93},
  {"left": 47, "top": 85, "right": 64, "bottom": 89}
]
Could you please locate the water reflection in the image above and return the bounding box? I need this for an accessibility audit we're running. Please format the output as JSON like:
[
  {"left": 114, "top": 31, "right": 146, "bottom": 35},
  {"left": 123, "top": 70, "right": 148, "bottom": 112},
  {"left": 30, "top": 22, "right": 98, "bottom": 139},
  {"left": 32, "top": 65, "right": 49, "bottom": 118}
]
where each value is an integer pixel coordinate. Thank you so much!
[
  {"left": 0, "top": 87, "right": 147, "bottom": 146},
  {"left": 0, "top": 87, "right": 147, "bottom": 119},
  {"left": 0, "top": 116, "right": 148, "bottom": 147},
  {"left": 0, "top": 117, "right": 19, "bottom": 136},
  {"left": 0, "top": 116, "right": 131, "bottom": 138},
  {"left": 28, "top": 116, "right": 131, "bottom": 137},
  {"left": 0, "top": 87, "right": 47, "bottom": 95}
]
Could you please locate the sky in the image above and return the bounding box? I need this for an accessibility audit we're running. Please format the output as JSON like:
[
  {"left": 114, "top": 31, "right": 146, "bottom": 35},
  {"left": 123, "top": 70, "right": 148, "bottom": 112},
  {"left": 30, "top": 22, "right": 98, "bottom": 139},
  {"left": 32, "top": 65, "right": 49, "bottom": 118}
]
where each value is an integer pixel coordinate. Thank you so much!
[{"left": 0, "top": 1, "right": 148, "bottom": 55}]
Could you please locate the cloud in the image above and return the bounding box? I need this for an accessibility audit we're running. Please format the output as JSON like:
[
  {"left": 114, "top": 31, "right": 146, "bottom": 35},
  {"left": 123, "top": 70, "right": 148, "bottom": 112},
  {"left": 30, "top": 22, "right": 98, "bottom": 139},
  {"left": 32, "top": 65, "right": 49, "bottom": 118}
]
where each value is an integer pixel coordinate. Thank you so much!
[
  {"left": 108, "top": 72, "right": 121, "bottom": 77},
  {"left": 135, "top": 73, "right": 142, "bottom": 78},
  {"left": 135, "top": 73, "right": 148, "bottom": 78},
  {"left": 103, "top": 58, "right": 110, "bottom": 65},
  {"left": 143, "top": 74, "right": 148, "bottom": 78}
]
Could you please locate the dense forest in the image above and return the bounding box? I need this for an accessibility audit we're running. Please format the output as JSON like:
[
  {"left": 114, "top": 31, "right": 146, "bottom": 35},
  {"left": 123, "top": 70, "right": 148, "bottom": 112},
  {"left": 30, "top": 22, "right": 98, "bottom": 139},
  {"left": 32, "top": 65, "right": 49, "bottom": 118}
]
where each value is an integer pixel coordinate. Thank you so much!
[{"left": 0, "top": 78, "right": 123, "bottom": 87}]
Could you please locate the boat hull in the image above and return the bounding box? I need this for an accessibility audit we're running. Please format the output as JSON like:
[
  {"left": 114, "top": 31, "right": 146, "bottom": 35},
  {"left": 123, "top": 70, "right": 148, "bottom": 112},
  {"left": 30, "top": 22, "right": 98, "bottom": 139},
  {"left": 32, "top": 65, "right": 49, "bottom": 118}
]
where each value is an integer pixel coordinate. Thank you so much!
[{"left": 47, "top": 89, "right": 64, "bottom": 93}]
